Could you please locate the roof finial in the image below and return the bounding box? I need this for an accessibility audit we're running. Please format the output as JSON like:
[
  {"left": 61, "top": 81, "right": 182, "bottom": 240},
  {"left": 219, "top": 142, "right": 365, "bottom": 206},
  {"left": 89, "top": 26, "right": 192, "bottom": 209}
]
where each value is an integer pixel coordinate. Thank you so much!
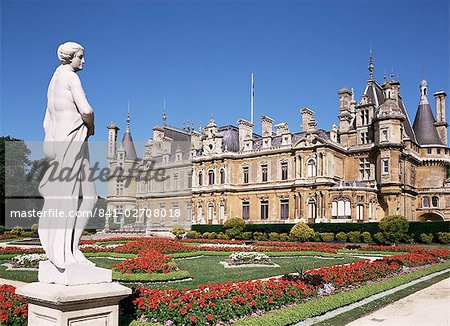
[
  {"left": 383, "top": 69, "right": 387, "bottom": 82},
  {"left": 162, "top": 98, "right": 167, "bottom": 127},
  {"left": 368, "top": 47, "right": 374, "bottom": 80},
  {"left": 351, "top": 87, "right": 355, "bottom": 102},
  {"left": 390, "top": 67, "right": 394, "bottom": 81},
  {"left": 126, "top": 101, "right": 131, "bottom": 131}
]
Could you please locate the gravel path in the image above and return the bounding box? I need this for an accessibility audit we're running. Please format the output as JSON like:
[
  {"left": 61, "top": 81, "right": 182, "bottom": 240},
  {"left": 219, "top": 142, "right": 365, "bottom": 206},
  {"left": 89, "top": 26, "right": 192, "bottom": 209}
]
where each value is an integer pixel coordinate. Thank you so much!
[{"left": 294, "top": 268, "right": 450, "bottom": 326}]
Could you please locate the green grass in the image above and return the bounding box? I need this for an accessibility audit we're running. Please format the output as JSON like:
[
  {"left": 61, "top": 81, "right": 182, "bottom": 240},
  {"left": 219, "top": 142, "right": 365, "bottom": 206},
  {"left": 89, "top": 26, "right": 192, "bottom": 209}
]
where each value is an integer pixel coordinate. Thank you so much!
[
  {"left": 113, "top": 270, "right": 190, "bottom": 282},
  {"left": 168, "top": 251, "right": 341, "bottom": 259},
  {"left": 233, "top": 262, "right": 450, "bottom": 326},
  {"left": 84, "top": 252, "right": 137, "bottom": 259},
  {"left": 0, "top": 264, "right": 38, "bottom": 283},
  {"left": 313, "top": 271, "right": 450, "bottom": 326},
  {"left": 145, "top": 255, "right": 358, "bottom": 290}
]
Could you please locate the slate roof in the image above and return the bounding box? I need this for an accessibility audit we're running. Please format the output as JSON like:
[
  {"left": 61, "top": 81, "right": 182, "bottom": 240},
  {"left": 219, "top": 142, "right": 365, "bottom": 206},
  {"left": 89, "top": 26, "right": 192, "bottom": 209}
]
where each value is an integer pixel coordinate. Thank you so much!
[
  {"left": 121, "top": 129, "right": 138, "bottom": 160},
  {"left": 412, "top": 103, "right": 443, "bottom": 145}
]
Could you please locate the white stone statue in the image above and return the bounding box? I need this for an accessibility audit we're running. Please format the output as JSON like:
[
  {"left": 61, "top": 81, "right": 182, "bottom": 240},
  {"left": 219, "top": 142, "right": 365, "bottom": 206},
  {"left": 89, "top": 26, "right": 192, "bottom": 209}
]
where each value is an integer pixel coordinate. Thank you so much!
[{"left": 38, "top": 42, "right": 110, "bottom": 284}]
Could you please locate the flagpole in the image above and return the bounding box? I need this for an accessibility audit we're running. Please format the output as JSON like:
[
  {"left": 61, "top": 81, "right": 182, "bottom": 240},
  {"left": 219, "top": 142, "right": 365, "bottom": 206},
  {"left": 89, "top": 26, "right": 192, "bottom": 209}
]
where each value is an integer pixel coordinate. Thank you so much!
[{"left": 251, "top": 73, "right": 254, "bottom": 124}]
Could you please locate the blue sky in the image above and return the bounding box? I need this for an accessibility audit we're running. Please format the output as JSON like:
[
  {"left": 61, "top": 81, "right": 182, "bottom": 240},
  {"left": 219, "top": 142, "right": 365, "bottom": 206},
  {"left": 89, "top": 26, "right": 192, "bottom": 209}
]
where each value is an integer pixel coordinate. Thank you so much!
[{"left": 1, "top": 0, "right": 449, "bottom": 146}]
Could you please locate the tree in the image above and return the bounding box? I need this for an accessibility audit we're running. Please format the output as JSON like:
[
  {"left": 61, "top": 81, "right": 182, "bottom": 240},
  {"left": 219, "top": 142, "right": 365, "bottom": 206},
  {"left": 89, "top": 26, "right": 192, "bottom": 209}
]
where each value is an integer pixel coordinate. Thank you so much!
[{"left": 379, "top": 215, "right": 409, "bottom": 245}]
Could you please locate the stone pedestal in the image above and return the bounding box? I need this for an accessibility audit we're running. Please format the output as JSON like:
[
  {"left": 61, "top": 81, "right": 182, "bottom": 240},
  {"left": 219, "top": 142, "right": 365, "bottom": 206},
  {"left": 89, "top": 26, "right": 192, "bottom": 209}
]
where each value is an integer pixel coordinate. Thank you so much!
[
  {"left": 38, "top": 261, "right": 112, "bottom": 285},
  {"left": 16, "top": 282, "right": 131, "bottom": 326}
]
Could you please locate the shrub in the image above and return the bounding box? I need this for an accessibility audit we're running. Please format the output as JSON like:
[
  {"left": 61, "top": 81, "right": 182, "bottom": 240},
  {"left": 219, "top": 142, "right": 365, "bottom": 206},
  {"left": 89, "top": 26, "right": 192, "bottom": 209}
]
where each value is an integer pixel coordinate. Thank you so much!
[
  {"left": 312, "top": 232, "right": 321, "bottom": 242},
  {"left": 21, "top": 231, "right": 35, "bottom": 237},
  {"left": 240, "top": 232, "right": 253, "bottom": 240},
  {"left": 437, "top": 232, "right": 450, "bottom": 244},
  {"left": 374, "top": 232, "right": 387, "bottom": 244},
  {"left": 269, "top": 232, "right": 280, "bottom": 241},
  {"left": 253, "top": 232, "right": 268, "bottom": 241},
  {"left": 320, "top": 232, "right": 334, "bottom": 242},
  {"left": 31, "top": 224, "right": 39, "bottom": 235},
  {"left": 348, "top": 231, "right": 361, "bottom": 243},
  {"left": 289, "top": 222, "right": 315, "bottom": 242},
  {"left": 0, "top": 225, "right": 5, "bottom": 235},
  {"left": 223, "top": 217, "right": 245, "bottom": 239},
  {"left": 361, "top": 231, "right": 373, "bottom": 243},
  {"left": 170, "top": 226, "right": 186, "bottom": 238},
  {"left": 217, "top": 232, "right": 230, "bottom": 240},
  {"left": 419, "top": 233, "right": 433, "bottom": 244},
  {"left": 379, "top": 215, "right": 409, "bottom": 245},
  {"left": 208, "top": 232, "right": 217, "bottom": 239},
  {"left": 185, "top": 230, "right": 201, "bottom": 239},
  {"left": 202, "top": 232, "right": 212, "bottom": 239},
  {"left": 11, "top": 226, "right": 24, "bottom": 236},
  {"left": 279, "top": 233, "right": 289, "bottom": 241},
  {"left": 336, "top": 232, "right": 348, "bottom": 242}
]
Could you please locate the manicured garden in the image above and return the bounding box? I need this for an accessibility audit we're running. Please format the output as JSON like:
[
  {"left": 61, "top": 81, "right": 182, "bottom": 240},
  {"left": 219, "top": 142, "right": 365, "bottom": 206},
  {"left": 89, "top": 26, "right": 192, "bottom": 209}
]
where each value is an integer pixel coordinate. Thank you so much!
[{"left": 0, "top": 217, "right": 449, "bottom": 325}]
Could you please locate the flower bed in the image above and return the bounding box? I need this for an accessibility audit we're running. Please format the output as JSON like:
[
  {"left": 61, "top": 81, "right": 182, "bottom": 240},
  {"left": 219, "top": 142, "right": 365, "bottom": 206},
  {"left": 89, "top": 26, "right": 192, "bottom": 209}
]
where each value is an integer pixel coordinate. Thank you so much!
[
  {"left": 10, "top": 253, "right": 47, "bottom": 269},
  {"left": 226, "top": 252, "right": 274, "bottom": 266},
  {"left": 131, "top": 249, "right": 449, "bottom": 325},
  {"left": 113, "top": 249, "right": 177, "bottom": 274},
  {"left": 0, "top": 285, "right": 28, "bottom": 326}
]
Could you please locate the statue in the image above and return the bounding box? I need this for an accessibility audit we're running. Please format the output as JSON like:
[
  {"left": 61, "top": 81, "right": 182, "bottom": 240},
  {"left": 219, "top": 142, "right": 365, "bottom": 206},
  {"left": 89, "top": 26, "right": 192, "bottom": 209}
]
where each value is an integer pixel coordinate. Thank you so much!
[{"left": 38, "top": 42, "right": 109, "bottom": 284}]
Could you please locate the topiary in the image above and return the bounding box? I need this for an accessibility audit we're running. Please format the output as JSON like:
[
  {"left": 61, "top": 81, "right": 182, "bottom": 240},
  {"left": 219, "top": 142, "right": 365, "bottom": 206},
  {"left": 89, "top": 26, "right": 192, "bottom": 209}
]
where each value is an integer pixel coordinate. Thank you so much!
[
  {"left": 336, "top": 232, "right": 348, "bottom": 243},
  {"left": 223, "top": 217, "right": 245, "bottom": 239},
  {"left": 253, "top": 232, "right": 268, "bottom": 241},
  {"left": 217, "top": 232, "right": 230, "bottom": 240},
  {"left": 419, "top": 233, "right": 433, "bottom": 244},
  {"left": 289, "top": 222, "right": 314, "bottom": 242},
  {"left": 320, "top": 232, "right": 334, "bottom": 242},
  {"left": 437, "top": 232, "right": 450, "bottom": 244},
  {"left": 269, "top": 232, "right": 280, "bottom": 241},
  {"left": 374, "top": 232, "right": 387, "bottom": 244},
  {"left": 348, "top": 231, "right": 361, "bottom": 243},
  {"left": 361, "top": 231, "right": 373, "bottom": 243},
  {"left": 379, "top": 215, "right": 409, "bottom": 245}
]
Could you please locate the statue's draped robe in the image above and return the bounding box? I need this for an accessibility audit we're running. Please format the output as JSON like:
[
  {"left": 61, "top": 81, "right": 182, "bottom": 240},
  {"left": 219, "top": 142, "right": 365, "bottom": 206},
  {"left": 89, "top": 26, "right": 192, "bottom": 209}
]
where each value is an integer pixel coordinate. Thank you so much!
[{"left": 38, "top": 65, "right": 96, "bottom": 269}]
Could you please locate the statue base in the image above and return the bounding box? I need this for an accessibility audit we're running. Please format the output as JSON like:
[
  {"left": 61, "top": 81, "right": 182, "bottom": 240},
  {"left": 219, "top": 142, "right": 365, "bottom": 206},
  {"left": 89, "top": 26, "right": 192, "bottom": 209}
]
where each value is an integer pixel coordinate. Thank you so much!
[
  {"left": 39, "top": 260, "right": 112, "bottom": 285},
  {"left": 16, "top": 282, "right": 131, "bottom": 326}
]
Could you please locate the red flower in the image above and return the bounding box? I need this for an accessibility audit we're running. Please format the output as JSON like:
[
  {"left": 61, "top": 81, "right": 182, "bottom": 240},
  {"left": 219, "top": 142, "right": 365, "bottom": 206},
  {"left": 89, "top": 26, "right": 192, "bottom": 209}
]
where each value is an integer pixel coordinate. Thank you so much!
[
  {"left": 190, "top": 315, "right": 197, "bottom": 323},
  {"left": 206, "top": 314, "right": 214, "bottom": 321}
]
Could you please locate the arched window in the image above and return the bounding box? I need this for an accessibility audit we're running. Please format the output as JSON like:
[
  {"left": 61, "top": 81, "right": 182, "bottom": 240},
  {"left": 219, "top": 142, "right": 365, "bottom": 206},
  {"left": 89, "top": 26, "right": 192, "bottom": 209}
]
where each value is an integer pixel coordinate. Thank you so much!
[
  {"left": 307, "top": 159, "right": 317, "bottom": 177},
  {"left": 422, "top": 197, "right": 430, "bottom": 208},
  {"left": 219, "top": 202, "right": 225, "bottom": 221},
  {"left": 307, "top": 198, "right": 316, "bottom": 220},
  {"left": 208, "top": 170, "right": 215, "bottom": 185},
  {"left": 198, "top": 171, "right": 203, "bottom": 186},
  {"left": 431, "top": 196, "right": 439, "bottom": 208},
  {"left": 208, "top": 202, "right": 214, "bottom": 221},
  {"left": 332, "top": 198, "right": 351, "bottom": 219},
  {"left": 220, "top": 168, "right": 225, "bottom": 184}
]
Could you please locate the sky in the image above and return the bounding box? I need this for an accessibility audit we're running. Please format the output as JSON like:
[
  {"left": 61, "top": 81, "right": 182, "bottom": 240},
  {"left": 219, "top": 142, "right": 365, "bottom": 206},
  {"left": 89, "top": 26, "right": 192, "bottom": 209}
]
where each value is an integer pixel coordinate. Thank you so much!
[{"left": 1, "top": 0, "right": 449, "bottom": 147}]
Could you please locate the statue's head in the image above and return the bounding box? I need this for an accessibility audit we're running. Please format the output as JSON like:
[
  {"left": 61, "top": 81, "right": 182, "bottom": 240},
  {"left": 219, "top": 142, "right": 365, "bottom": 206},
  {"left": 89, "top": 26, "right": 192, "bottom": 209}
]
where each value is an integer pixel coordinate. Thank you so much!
[{"left": 57, "top": 42, "right": 85, "bottom": 71}]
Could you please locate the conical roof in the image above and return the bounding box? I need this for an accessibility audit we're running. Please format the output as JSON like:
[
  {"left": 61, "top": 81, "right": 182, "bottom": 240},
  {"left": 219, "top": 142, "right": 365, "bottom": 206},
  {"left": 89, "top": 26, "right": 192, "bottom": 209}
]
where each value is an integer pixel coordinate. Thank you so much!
[
  {"left": 412, "top": 80, "right": 443, "bottom": 146},
  {"left": 121, "top": 110, "right": 138, "bottom": 160},
  {"left": 412, "top": 103, "right": 443, "bottom": 145}
]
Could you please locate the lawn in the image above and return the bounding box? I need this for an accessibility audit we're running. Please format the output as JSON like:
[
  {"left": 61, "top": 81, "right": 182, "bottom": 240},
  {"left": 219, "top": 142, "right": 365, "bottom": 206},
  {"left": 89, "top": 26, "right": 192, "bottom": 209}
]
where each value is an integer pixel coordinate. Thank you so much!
[{"left": 146, "top": 255, "right": 358, "bottom": 289}]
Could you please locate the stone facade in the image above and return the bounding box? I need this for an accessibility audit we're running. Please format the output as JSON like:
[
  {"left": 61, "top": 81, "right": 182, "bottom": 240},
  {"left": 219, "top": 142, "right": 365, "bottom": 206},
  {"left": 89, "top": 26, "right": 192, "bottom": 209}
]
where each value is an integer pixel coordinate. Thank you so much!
[{"left": 107, "top": 66, "right": 449, "bottom": 229}]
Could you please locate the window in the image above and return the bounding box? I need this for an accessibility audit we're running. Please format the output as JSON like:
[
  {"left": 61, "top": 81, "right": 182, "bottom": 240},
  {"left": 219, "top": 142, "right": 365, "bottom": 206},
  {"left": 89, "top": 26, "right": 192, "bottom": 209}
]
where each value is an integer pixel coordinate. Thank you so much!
[
  {"left": 280, "top": 198, "right": 289, "bottom": 219},
  {"left": 281, "top": 162, "right": 288, "bottom": 180},
  {"left": 307, "top": 198, "right": 317, "bottom": 220},
  {"left": 220, "top": 169, "right": 225, "bottom": 184},
  {"left": 173, "top": 173, "right": 179, "bottom": 189},
  {"left": 243, "top": 166, "right": 249, "bottom": 184},
  {"left": 197, "top": 205, "right": 203, "bottom": 218},
  {"left": 359, "top": 158, "right": 371, "bottom": 180},
  {"left": 368, "top": 202, "right": 376, "bottom": 220},
  {"left": 207, "top": 203, "right": 214, "bottom": 221},
  {"left": 260, "top": 200, "right": 269, "bottom": 220},
  {"left": 114, "top": 206, "right": 123, "bottom": 224},
  {"left": 332, "top": 199, "right": 351, "bottom": 219},
  {"left": 187, "top": 172, "right": 192, "bottom": 188},
  {"left": 360, "top": 109, "right": 369, "bottom": 125},
  {"left": 242, "top": 201, "right": 250, "bottom": 220},
  {"left": 219, "top": 203, "right": 225, "bottom": 221},
  {"left": 381, "top": 129, "right": 389, "bottom": 142},
  {"left": 422, "top": 197, "right": 430, "bottom": 208},
  {"left": 116, "top": 180, "right": 124, "bottom": 195},
  {"left": 356, "top": 204, "right": 364, "bottom": 221},
  {"left": 437, "top": 148, "right": 441, "bottom": 155},
  {"left": 307, "top": 159, "right": 317, "bottom": 177},
  {"left": 208, "top": 170, "right": 215, "bottom": 185},
  {"left": 187, "top": 203, "right": 192, "bottom": 222},
  {"left": 198, "top": 171, "right": 203, "bottom": 186},
  {"left": 360, "top": 131, "right": 369, "bottom": 144},
  {"left": 261, "top": 164, "right": 268, "bottom": 182},
  {"left": 172, "top": 204, "right": 179, "bottom": 222},
  {"left": 432, "top": 196, "right": 439, "bottom": 208},
  {"left": 427, "top": 148, "right": 432, "bottom": 154},
  {"left": 382, "top": 159, "right": 389, "bottom": 174}
]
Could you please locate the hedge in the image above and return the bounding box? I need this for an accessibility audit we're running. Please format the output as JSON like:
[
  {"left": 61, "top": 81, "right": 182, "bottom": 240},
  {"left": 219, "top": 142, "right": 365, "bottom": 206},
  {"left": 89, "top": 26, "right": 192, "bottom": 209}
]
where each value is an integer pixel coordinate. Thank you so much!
[{"left": 192, "top": 221, "right": 449, "bottom": 241}]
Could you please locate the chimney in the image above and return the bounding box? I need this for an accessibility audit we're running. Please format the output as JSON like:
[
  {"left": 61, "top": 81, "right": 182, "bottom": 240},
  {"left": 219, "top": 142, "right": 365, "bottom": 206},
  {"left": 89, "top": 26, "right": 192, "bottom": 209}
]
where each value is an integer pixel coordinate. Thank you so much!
[
  {"left": 261, "top": 116, "right": 274, "bottom": 148},
  {"left": 237, "top": 119, "right": 254, "bottom": 151},
  {"left": 434, "top": 91, "right": 448, "bottom": 145},
  {"left": 300, "top": 107, "right": 315, "bottom": 131}
]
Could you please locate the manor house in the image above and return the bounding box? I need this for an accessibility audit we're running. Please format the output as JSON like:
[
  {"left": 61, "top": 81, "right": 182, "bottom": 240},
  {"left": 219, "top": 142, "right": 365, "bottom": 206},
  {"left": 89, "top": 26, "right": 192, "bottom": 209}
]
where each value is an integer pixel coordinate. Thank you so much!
[{"left": 106, "top": 61, "right": 449, "bottom": 231}]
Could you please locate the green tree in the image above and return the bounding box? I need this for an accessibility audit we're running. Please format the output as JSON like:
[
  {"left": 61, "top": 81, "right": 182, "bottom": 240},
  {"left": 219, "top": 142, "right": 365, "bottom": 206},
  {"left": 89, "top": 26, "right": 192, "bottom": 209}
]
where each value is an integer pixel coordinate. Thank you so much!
[
  {"left": 289, "top": 222, "right": 314, "bottom": 242},
  {"left": 379, "top": 215, "right": 409, "bottom": 245},
  {"left": 223, "top": 217, "right": 245, "bottom": 239}
]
